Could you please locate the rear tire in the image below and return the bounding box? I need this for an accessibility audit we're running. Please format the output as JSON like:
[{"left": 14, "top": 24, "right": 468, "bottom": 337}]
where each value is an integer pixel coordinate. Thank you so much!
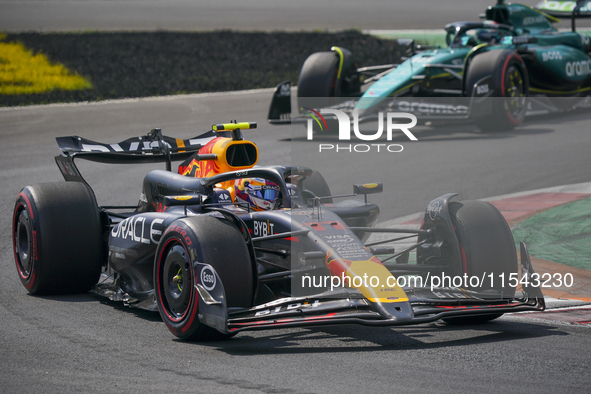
[
  {"left": 297, "top": 49, "right": 359, "bottom": 132},
  {"left": 154, "top": 216, "right": 254, "bottom": 341},
  {"left": 298, "top": 51, "right": 340, "bottom": 101},
  {"left": 443, "top": 200, "right": 517, "bottom": 324},
  {"left": 465, "top": 49, "right": 528, "bottom": 131},
  {"left": 12, "top": 182, "right": 103, "bottom": 295}
]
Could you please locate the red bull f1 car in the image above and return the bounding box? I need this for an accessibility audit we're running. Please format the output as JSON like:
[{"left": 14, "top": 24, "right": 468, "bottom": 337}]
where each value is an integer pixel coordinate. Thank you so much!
[
  {"left": 268, "top": 0, "right": 591, "bottom": 132},
  {"left": 13, "top": 123, "right": 544, "bottom": 341}
]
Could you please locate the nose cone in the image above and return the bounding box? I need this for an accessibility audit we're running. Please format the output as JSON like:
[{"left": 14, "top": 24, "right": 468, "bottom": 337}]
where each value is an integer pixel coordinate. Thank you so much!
[{"left": 352, "top": 101, "right": 385, "bottom": 124}]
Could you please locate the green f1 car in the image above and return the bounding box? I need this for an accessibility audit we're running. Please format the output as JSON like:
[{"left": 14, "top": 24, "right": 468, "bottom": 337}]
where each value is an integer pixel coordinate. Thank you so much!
[{"left": 269, "top": 0, "right": 591, "bottom": 131}]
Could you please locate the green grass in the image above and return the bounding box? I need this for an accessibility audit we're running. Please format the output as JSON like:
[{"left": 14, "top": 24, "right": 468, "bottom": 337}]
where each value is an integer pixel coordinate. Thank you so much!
[{"left": 513, "top": 197, "right": 591, "bottom": 270}]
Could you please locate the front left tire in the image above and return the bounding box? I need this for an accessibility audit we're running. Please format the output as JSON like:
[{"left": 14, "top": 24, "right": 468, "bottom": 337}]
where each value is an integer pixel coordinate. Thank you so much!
[
  {"left": 154, "top": 216, "right": 254, "bottom": 341},
  {"left": 443, "top": 200, "right": 518, "bottom": 324}
]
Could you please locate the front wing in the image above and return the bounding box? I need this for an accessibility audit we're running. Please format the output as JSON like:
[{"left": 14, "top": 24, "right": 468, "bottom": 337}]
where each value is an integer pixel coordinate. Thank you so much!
[
  {"left": 194, "top": 242, "right": 545, "bottom": 334},
  {"left": 268, "top": 81, "right": 591, "bottom": 127}
]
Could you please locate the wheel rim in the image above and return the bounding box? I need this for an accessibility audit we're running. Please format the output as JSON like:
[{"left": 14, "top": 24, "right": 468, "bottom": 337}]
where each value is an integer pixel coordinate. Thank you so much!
[
  {"left": 503, "top": 64, "right": 526, "bottom": 120},
  {"left": 15, "top": 209, "right": 32, "bottom": 279},
  {"left": 160, "top": 243, "right": 193, "bottom": 321}
]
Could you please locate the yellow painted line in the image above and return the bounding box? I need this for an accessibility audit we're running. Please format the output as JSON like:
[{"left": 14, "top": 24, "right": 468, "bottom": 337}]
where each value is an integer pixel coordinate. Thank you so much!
[
  {"left": 389, "top": 82, "right": 418, "bottom": 97},
  {"left": 331, "top": 46, "right": 345, "bottom": 80},
  {"left": 530, "top": 87, "right": 591, "bottom": 95},
  {"left": 0, "top": 38, "right": 92, "bottom": 95},
  {"left": 464, "top": 43, "right": 488, "bottom": 69},
  {"left": 524, "top": 3, "right": 562, "bottom": 23}
]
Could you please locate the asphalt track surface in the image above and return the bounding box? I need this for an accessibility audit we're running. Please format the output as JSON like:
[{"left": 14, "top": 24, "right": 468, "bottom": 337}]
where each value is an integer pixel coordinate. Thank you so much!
[
  {"left": 2, "top": 0, "right": 591, "bottom": 32},
  {"left": 2, "top": 1, "right": 591, "bottom": 393},
  {"left": 2, "top": 91, "right": 591, "bottom": 393}
]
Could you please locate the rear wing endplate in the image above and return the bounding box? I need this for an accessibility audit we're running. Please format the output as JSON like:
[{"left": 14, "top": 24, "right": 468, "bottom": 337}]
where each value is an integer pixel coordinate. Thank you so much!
[{"left": 268, "top": 81, "right": 292, "bottom": 124}]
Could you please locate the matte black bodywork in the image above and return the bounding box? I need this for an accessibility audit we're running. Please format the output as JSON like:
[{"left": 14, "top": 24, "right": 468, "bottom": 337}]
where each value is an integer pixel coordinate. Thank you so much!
[{"left": 40, "top": 127, "right": 545, "bottom": 335}]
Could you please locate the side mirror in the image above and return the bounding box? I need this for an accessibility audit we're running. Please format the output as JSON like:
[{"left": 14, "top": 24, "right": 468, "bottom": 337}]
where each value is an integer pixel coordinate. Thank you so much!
[
  {"left": 354, "top": 183, "right": 383, "bottom": 204},
  {"left": 354, "top": 183, "right": 383, "bottom": 195}
]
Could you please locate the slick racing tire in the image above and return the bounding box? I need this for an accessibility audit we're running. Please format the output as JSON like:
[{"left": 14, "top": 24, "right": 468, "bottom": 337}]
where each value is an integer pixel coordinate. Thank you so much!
[
  {"left": 298, "top": 51, "right": 340, "bottom": 100},
  {"left": 154, "top": 216, "right": 254, "bottom": 341},
  {"left": 303, "top": 170, "right": 333, "bottom": 203},
  {"left": 444, "top": 200, "right": 518, "bottom": 324},
  {"left": 297, "top": 51, "right": 341, "bottom": 134},
  {"left": 465, "top": 49, "right": 528, "bottom": 131},
  {"left": 12, "top": 182, "right": 103, "bottom": 295},
  {"left": 297, "top": 49, "right": 359, "bottom": 134}
]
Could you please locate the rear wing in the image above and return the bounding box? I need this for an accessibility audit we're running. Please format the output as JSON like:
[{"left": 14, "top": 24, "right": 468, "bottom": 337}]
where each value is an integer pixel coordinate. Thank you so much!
[
  {"left": 56, "top": 128, "right": 222, "bottom": 164},
  {"left": 55, "top": 128, "right": 224, "bottom": 183},
  {"left": 535, "top": 0, "right": 591, "bottom": 31}
]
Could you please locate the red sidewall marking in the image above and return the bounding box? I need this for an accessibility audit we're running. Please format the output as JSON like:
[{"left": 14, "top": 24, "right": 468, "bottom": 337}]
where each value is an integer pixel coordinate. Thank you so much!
[
  {"left": 156, "top": 237, "right": 197, "bottom": 331},
  {"left": 12, "top": 199, "right": 35, "bottom": 288},
  {"left": 500, "top": 53, "right": 524, "bottom": 125}
]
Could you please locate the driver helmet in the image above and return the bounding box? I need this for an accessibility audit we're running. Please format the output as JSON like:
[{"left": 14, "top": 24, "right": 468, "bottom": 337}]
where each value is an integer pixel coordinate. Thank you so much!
[{"left": 233, "top": 177, "right": 281, "bottom": 211}]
